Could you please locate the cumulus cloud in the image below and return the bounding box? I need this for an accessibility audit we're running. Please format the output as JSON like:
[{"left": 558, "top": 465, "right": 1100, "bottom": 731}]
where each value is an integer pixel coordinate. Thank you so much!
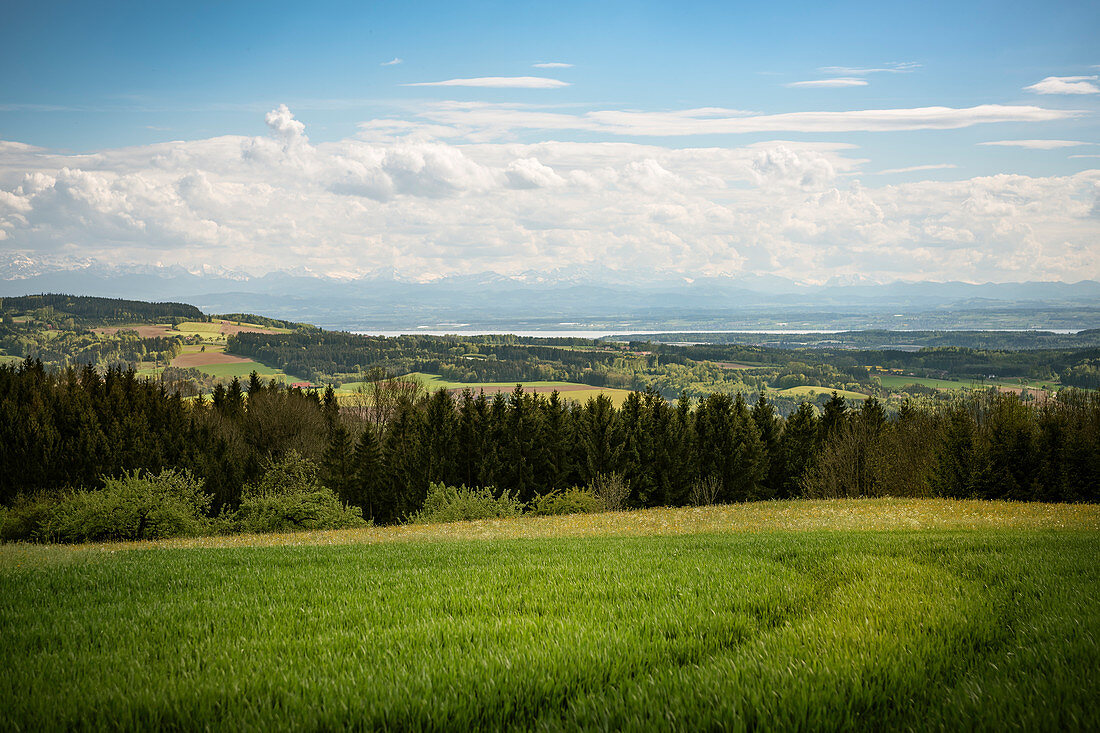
[
  {"left": 1024, "top": 75, "right": 1100, "bottom": 95},
  {"left": 403, "top": 76, "right": 570, "bottom": 88},
  {"left": 979, "top": 140, "right": 1090, "bottom": 149},
  {"left": 504, "top": 158, "right": 566, "bottom": 189},
  {"left": 381, "top": 57, "right": 403, "bottom": 66},
  {"left": 786, "top": 79, "right": 868, "bottom": 88},
  {"left": 533, "top": 62, "right": 572, "bottom": 68},
  {"left": 0, "top": 105, "right": 1097, "bottom": 283},
  {"left": 264, "top": 104, "right": 308, "bottom": 149}
]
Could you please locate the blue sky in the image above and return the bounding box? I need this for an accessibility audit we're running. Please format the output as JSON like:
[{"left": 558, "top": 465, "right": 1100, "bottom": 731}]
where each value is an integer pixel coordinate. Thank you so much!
[{"left": 0, "top": 0, "right": 1098, "bottom": 283}]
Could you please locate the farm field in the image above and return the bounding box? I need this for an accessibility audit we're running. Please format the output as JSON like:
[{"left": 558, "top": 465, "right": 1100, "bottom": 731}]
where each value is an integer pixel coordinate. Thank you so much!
[
  {"left": 773, "top": 385, "right": 868, "bottom": 400},
  {"left": 168, "top": 345, "right": 309, "bottom": 384},
  {"left": 175, "top": 319, "right": 290, "bottom": 336},
  {"left": 340, "top": 372, "right": 636, "bottom": 406},
  {"left": 876, "top": 374, "right": 1061, "bottom": 393},
  {"left": 1, "top": 499, "right": 1096, "bottom": 730}
]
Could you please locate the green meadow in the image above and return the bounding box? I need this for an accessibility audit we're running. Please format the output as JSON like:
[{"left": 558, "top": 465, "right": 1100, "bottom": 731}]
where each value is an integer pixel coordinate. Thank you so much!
[
  {"left": 338, "top": 372, "right": 637, "bottom": 405},
  {"left": 1, "top": 500, "right": 1097, "bottom": 730},
  {"left": 774, "top": 385, "right": 868, "bottom": 400}
]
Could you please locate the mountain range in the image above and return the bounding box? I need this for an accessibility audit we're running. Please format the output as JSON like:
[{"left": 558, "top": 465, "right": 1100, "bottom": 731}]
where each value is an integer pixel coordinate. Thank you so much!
[{"left": 2, "top": 254, "right": 1097, "bottom": 332}]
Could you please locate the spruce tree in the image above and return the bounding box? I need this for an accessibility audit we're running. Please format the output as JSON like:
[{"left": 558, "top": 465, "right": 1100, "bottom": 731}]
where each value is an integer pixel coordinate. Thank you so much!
[
  {"left": 778, "top": 402, "right": 819, "bottom": 498},
  {"left": 751, "top": 392, "right": 782, "bottom": 499}
]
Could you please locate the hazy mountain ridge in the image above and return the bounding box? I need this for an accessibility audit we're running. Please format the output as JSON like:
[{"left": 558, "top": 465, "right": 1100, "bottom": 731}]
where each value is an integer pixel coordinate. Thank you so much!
[{"left": 2, "top": 255, "right": 1097, "bottom": 331}]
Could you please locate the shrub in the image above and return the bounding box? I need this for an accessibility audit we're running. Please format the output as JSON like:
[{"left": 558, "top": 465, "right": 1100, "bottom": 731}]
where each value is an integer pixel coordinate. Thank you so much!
[
  {"left": 589, "top": 472, "right": 630, "bottom": 511},
  {"left": 230, "top": 451, "right": 366, "bottom": 534},
  {"left": 689, "top": 475, "right": 722, "bottom": 506},
  {"left": 530, "top": 487, "right": 604, "bottom": 516},
  {"left": 409, "top": 483, "right": 523, "bottom": 524},
  {"left": 0, "top": 492, "right": 64, "bottom": 543},
  {"left": 47, "top": 469, "right": 213, "bottom": 543}
]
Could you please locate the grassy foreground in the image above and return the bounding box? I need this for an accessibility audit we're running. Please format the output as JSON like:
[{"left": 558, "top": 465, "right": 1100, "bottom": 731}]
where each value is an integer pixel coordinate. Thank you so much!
[{"left": 2, "top": 500, "right": 1098, "bottom": 730}]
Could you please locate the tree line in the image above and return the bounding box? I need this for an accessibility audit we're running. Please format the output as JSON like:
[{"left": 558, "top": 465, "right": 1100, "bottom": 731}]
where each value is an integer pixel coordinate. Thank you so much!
[
  {"left": 0, "top": 294, "right": 202, "bottom": 323},
  {"left": 1, "top": 360, "right": 1096, "bottom": 531}
]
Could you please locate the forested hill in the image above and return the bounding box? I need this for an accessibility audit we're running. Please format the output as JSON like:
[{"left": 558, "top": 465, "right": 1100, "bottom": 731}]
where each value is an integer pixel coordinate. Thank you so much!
[{"left": 0, "top": 294, "right": 202, "bottom": 323}]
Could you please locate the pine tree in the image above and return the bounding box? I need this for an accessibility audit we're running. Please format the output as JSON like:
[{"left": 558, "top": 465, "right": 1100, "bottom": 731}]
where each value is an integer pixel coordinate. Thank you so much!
[
  {"left": 351, "top": 427, "right": 383, "bottom": 520},
  {"left": 579, "top": 394, "right": 618, "bottom": 485},
  {"left": 728, "top": 392, "right": 765, "bottom": 501},
  {"left": 321, "top": 423, "right": 354, "bottom": 505},
  {"left": 777, "top": 402, "right": 819, "bottom": 498},
  {"left": 423, "top": 388, "right": 458, "bottom": 487},
  {"left": 751, "top": 392, "right": 782, "bottom": 499},
  {"left": 820, "top": 391, "right": 848, "bottom": 441}
]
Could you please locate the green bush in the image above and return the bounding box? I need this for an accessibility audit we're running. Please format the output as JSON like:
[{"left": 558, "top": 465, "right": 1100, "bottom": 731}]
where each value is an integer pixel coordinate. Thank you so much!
[
  {"left": 0, "top": 492, "right": 65, "bottom": 542},
  {"left": 230, "top": 451, "right": 366, "bottom": 534},
  {"left": 409, "top": 483, "right": 523, "bottom": 524},
  {"left": 46, "top": 469, "right": 212, "bottom": 543},
  {"left": 530, "top": 487, "right": 605, "bottom": 516}
]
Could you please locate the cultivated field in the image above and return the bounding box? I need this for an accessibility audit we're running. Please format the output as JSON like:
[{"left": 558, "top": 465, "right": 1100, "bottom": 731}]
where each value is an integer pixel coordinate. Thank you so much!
[
  {"left": 876, "top": 373, "right": 1061, "bottom": 394},
  {"left": 773, "top": 385, "right": 868, "bottom": 400},
  {"left": 1, "top": 500, "right": 1097, "bottom": 730},
  {"left": 168, "top": 345, "right": 309, "bottom": 383},
  {"left": 340, "top": 372, "right": 636, "bottom": 406}
]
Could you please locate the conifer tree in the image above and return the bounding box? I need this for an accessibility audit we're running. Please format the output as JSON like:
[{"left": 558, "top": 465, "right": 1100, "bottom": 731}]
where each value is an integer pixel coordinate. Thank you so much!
[
  {"left": 820, "top": 391, "right": 848, "bottom": 441},
  {"left": 778, "top": 402, "right": 819, "bottom": 498},
  {"left": 321, "top": 423, "right": 355, "bottom": 505},
  {"left": 751, "top": 392, "right": 782, "bottom": 499},
  {"left": 351, "top": 426, "right": 383, "bottom": 520}
]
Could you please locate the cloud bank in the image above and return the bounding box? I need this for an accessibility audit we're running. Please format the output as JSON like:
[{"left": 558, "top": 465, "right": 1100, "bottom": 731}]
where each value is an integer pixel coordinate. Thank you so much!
[
  {"left": 410, "top": 102, "right": 1078, "bottom": 137},
  {"left": 1, "top": 106, "right": 1097, "bottom": 285}
]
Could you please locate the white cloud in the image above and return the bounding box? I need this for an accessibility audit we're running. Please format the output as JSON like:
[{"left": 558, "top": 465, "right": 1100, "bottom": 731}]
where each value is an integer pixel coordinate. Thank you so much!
[
  {"left": 817, "top": 63, "right": 921, "bottom": 75},
  {"left": 263, "top": 104, "right": 307, "bottom": 150},
  {"left": 786, "top": 78, "right": 868, "bottom": 88},
  {"left": 1, "top": 106, "right": 1097, "bottom": 284},
  {"left": 403, "top": 76, "right": 571, "bottom": 89},
  {"left": 876, "top": 163, "right": 958, "bottom": 174},
  {"left": 1070, "top": 154, "right": 1100, "bottom": 159},
  {"left": 1024, "top": 76, "right": 1100, "bottom": 95},
  {"left": 533, "top": 62, "right": 572, "bottom": 68},
  {"left": 381, "top": 58, "right": 403, "bottom": 66},
  {"left": 416, "top": 102, "right": 1078, "bottom": 136},
  {"left": 979, "top": 140, "right": 1090, "bottom": 149},
  {"left": 504, "top": 157, "right": 566, "bottom": 189}
]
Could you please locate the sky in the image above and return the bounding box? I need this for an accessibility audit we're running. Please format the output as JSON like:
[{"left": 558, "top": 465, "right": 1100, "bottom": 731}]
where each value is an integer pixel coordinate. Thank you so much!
[{"left": 0, "top": 0, "right": 1098, "bottom": 284}]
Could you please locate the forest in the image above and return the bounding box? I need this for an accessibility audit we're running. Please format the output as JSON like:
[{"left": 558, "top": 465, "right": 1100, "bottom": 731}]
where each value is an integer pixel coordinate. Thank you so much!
[{"left": 1, "top": 358, "right": 1096, "bottom": 543}]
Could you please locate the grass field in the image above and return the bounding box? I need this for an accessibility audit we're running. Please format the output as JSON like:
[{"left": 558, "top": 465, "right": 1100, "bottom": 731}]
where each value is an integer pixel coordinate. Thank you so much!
[
  {"left": 340, "top": 372, "right": 637, "bottom": 406},
  {"left": 877, "top": 374, "right": 1063, "bottom": 393},
  {"left": 774, "top": 385, "right": 868, "bottom": 400},
  {"left": 877, "top": 374, "right": 973, "bottom": 390},
  {"left": 1, "top": 500, "right": 1097, "bottom": 730}
]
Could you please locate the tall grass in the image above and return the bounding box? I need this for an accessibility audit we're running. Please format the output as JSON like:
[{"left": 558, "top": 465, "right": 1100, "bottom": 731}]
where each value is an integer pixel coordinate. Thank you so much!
[{"left": 1, "top": 527, "right": 1096, "bottom": 730}]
